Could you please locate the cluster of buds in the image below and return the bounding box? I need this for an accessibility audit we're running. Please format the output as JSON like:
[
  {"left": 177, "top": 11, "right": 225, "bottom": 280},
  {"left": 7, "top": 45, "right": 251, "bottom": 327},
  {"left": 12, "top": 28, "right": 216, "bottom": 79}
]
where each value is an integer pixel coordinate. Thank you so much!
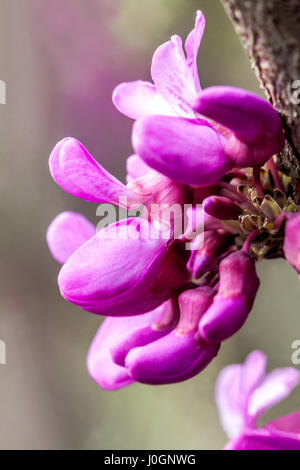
[{"left": 47, "top": 11, "right": 299, "bottom": 390}]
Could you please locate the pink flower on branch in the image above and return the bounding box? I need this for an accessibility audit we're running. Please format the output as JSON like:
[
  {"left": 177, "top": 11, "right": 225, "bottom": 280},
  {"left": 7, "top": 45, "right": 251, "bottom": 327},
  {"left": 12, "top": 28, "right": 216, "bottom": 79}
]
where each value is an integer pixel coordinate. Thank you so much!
[
  {"left": 114, "top": 10, "right": 284, "bottom": 185},
  {"left": 46, "top": 10, "right": 300, "bottom": 390}
]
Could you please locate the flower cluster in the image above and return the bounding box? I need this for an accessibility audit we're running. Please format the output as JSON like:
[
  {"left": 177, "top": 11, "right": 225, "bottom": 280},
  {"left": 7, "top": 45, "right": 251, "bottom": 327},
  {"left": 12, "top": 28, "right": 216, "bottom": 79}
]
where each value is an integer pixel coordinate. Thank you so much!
[
  {"left": 216, "top": 351, "right": 300, "bottom": 450},
  {"left": 47, "top": 11, "right": 299, "bottom": 390}
]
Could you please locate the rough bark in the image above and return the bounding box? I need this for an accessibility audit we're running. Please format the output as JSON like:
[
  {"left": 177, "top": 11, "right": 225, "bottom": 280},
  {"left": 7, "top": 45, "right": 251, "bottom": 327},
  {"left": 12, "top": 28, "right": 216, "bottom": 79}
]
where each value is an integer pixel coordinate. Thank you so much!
[{"left": 220, "top": 0, "right": 300, "bottom": 201}]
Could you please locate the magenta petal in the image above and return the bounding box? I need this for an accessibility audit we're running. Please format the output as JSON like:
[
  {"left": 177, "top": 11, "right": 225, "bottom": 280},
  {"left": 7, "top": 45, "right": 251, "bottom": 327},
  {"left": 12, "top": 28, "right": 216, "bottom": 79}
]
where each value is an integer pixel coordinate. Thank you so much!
[
  {"left": 284, "top": 212, "right": 300, "bottom": 275},
  {"left": 125, "top": 332, "right": 219, "bottom": 385},
  {"left": 203, "top": 195, "right": 241, "bottom": 220},
  {"left": 49, "top": 137, "right": 143, "bottom": 207},
  {"left": 112, "top": 80, "right": 175, "bottom": 119},
  {"left": 194, "top": 86, "right": 284, "bottom": 167},
  {"left": 225, "top": 133, "right": 285, "bottom": 168},
  {"left": 132, "top": 115, "right": 232, "bottom": 186},
  {"left": 216, "top": 364, "right": 248, "bottom": 438},
  {"left": 126, "top": 154, "right": 151, "bottom": 182},
  {"left": 87, "top": 318, "right": 134, "bottom": 390},
  {"left": 184, "top": 10, "right": 205, "bottom": 92},
  {"left": 266, "top": 411, "right": 300, "bottom": 436},
  {"left": 188, "top": 231, "right": 231, "bottom": 278},
  {"left": 199, "top": 252, "right": 260, "bottom": 343},
  {"left": 151, "top": 37, "right": 197, "bottom": 117},
  {"left": 199, "top": 297, "right": 250, "bottom": 344},
  {"left": 247, "top": 367, "right": 300, "bottom": 422},
  {"left": 194, "top": 86, "right": 282, "bottom": 143},
  {"left": 215, "top": 351, "right": 267, "bottom": 438},
  {"left": 110, "top": 301, "right": 175, "bottom": 366},
  {"left": 47, "top": 211, "right": 95, "bottom": 264},
  {"left": 58, "top": 217, "right": 172, "bottom": 316},
  {"left": 226, "top": 429, "right": 300, "bottom": 450}
]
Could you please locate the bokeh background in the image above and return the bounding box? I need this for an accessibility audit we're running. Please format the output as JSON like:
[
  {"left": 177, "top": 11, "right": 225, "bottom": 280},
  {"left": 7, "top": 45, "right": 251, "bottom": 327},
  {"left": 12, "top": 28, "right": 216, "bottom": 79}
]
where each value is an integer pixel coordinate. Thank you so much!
[{"left": 0, "top": 0, "right": 299, "bottom": 450}]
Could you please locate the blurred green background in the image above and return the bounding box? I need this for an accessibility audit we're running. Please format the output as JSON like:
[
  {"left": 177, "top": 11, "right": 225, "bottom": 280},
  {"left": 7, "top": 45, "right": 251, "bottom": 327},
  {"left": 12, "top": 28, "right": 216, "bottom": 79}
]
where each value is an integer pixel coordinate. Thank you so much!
[{"left": 0, "top": 0, "right": 299, "bottom": 450}]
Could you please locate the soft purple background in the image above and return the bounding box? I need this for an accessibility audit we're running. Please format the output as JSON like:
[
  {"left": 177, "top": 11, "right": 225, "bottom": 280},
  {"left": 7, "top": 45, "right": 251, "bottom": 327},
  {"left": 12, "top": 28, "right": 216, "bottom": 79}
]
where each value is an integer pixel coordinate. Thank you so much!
[{"left": 0, "top": 0, "right": 299, "bottom": 449}]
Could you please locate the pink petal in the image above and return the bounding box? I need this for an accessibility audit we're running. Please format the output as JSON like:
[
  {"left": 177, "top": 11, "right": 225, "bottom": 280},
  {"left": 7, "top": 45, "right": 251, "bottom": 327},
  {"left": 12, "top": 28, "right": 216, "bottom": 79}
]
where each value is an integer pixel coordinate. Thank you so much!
[
  {"left": 184, "top": 10, "right": 205, "bottom": 92},
  {"left": 284, "top": 212, "right": 300, "bottom": 275},
  {"left": 47, "top": 211, "right": 95, "bottom": 264},
  {"left": 199, "top": 252, "right": 260, "bottom": 343},
  {"left": 248, "top": 367, "right": 300, "bottom": 422},
  {"left": 194, "top": 86, "right": 282, "bottom": 143},
  {"left": 151, "top": 37, "right": 197, "bottom": 117},
  {"left": 87, "top": 301, "right": 176, "bottom": 389},
  {"left": 132, "top": 115, "right": 231, "bottom": 186},
  {"left": 216, "top": 364, "right": 249, "bottom": 438},
  {"left": 203, "top": 195, "right": 241, "bottom": 220},
  {"left": 266, "top": 410, "right": 300, "bottom": 436},
  {"left": 194, "top": 86, "right": 284, "bottom": 167},
  {"left": 126, "top": 154, "right": 151, "bottom": 182},
  {"left": 125, "top": 331, "right": 219, "bottom": 385},
  {"left": 58, "top": 217, "right": 172, "bottom": 316},
  {"left": 241, "top": 351, "right": 268, "bottom": 404},
  {"left": 108, "top": 301, "right": 175, "bottom": 366},
  {"left": 112, "top": 81, "right": 175, "bottom": 119},
  {"left": 49, "top": 137, "right": 144, "bottom": 208},
  {"left": 87, "top": 318, "right": 134, "bottom": 391},
  {"left": 226, "top": 429, "right": 300, "bottom": 450},
  {"left": 215, "top": 350, "right": 267, "bottom": 438}
]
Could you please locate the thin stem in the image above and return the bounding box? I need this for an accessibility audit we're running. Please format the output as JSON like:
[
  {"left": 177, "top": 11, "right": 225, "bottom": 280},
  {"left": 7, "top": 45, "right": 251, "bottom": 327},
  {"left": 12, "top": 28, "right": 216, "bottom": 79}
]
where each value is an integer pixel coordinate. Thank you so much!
[
  {"left": 266, "top": 157, "right": 284, "bottom": 191},
  {"left": 217, "top": 181, "right": 247, "bottom": 202},
  {"left": 252, "top": 167, "right": 264, "bottom": 198},
  {"left": 242, "top": 229, "right": 259, "bottom": 253},
  {"left": 274, "top": 211, "right": 295, "bottom": 229}
]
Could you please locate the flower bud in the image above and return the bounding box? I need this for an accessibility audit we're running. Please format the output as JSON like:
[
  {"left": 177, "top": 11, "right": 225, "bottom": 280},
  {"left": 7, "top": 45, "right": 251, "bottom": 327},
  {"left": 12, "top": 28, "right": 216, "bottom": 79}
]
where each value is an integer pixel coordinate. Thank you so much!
[
  {"left": 187, "top": 230, "right": 232, "bottom": 278},
  {"left": 132, "top": 115, "right": 232, "bottom": 186},
  {"left": 126, "top": 287, "right": 219, "bottom": 385},
  {"left": 199, "top": 251, "right": 260, "bottom": 343},
  {"left": 203, "top": 195, "right": 241, "bottom": 220}
]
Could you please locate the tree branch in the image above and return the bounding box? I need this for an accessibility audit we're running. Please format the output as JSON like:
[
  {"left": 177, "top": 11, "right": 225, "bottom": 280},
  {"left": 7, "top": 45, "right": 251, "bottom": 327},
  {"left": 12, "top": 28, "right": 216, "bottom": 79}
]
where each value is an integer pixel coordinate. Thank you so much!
[{"left": 220, "top": 0, "right": 300, "bottom": 201}]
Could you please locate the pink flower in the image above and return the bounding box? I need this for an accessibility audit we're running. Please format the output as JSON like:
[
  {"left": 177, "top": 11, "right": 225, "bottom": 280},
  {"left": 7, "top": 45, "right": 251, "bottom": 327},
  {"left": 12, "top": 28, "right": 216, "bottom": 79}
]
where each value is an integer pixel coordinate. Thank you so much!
[
  {"left": 48, "top": 211, "right": 188, "bottom": 317},
  {"left": 87, "top": 288, "right": 219, "bottom": 388},
  {"left": 113, "top": 10, "right": 284, "bottom": 185},
  {"left": 47, "top": 10, "right": 295, "bottom": 390},
  {"left": 199, "top": 251, "right": 260, "bottom": 344},
  {"left": 216, "top": 350, "right": 300, "bottom": 450},
  {"left": 113, "top": 10, "right": 205, "bottom": 120},
  {"left": 284, "top": 212, "right": 300, "bottom": 278}
]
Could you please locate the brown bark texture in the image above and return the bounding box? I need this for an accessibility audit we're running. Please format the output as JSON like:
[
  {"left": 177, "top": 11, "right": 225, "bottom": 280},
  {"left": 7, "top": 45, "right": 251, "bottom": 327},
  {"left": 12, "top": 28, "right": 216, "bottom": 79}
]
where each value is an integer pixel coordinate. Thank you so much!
[{"left": 220, "top": 0, "right": 300, "bottom": 201}]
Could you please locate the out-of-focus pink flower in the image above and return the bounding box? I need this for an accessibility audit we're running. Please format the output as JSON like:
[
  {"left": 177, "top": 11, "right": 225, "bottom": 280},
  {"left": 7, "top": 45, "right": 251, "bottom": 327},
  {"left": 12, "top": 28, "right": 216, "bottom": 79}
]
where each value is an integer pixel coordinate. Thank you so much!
[
  {"left": 132, "top": 115, "right": 231, "bottom": 186},
  {"left": 216, "top": 350, "right": 300, "bottom": 450},
  {"left": 284, "top": 212, "right": 300, "bottom": 278}
]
